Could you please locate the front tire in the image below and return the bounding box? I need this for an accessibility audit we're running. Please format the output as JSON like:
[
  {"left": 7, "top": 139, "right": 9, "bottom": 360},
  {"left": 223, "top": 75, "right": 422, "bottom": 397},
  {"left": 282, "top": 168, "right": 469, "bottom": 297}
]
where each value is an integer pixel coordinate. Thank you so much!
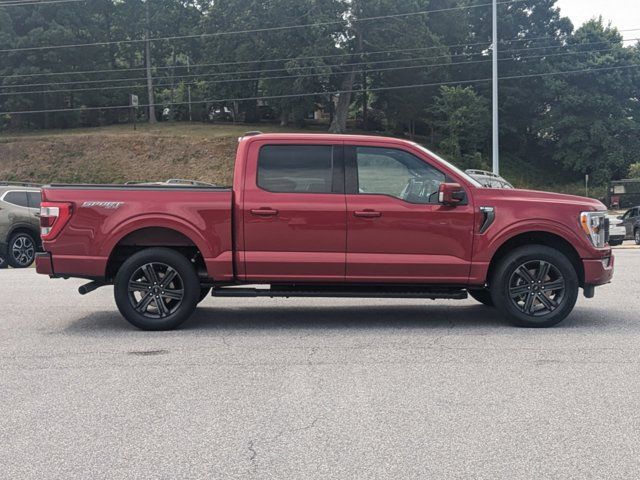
[
  {"left": 0, "top": 254, "right": 7, "bottom": 269},
  {"left": 490, "top": 245, "right": 579, "bottom": 328},
  {"left": 635, "top": 229, "right": 640, "bottom": 245},
  {"left": 7, "top": 232, "right": 36, "bottom": 268},
  {"left": 114, "top": 248, "right": 200, "bottom": 330}
]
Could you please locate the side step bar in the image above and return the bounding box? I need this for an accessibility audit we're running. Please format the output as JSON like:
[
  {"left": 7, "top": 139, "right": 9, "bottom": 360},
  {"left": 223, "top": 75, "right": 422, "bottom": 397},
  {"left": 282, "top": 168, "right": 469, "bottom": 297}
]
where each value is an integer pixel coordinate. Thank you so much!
[{"left": 211, "top": 285, "right": 467, "bottom": 300}]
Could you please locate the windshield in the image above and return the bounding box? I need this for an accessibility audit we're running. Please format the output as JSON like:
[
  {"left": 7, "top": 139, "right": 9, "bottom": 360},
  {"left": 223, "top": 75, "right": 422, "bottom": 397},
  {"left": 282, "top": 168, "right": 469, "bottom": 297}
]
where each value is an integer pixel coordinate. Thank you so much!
[{"left": 414, "top": 144, "right": 483, "bottom": 188}]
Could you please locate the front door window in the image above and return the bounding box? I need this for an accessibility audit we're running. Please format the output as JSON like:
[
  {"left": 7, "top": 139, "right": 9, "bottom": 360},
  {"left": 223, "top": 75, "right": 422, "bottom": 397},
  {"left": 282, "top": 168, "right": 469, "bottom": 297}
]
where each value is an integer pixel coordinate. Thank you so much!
[{"left": 356, "top": 147, "right": 446, "bottom": 204}]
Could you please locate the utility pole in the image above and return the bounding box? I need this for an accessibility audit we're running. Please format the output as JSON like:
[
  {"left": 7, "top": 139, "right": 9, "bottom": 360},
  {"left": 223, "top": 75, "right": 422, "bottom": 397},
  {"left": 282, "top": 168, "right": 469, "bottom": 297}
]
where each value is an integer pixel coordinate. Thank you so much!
[
  {"left": 144, "top": 0, "right": 157, "bottom": 123},
  {"left": 492, "top": 0, "right": 499, "bottom": 174},
  {"left": 187, "top": 56, "right": 192, "bottom": 122}
]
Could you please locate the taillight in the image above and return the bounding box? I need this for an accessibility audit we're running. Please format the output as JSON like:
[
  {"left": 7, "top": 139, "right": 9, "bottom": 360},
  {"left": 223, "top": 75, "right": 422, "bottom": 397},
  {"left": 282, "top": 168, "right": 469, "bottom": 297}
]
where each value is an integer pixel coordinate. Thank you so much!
[{"left": 40, "top": 202, "right": 73, "bottom": 240}]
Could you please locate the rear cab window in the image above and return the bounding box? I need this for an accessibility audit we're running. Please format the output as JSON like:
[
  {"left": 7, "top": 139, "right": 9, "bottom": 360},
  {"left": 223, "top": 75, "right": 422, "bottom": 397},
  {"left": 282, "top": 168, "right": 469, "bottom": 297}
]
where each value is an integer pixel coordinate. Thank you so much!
[{"left": 257, "top": 145, "right": 339, "bottom": 194}]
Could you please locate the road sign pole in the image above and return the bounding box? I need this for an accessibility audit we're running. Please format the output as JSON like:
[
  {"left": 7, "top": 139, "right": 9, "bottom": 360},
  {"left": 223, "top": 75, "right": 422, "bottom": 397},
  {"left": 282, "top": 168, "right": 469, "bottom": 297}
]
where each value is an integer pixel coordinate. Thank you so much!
[{"left": 492, "top": 0, "right": 499, "bottom": 175}]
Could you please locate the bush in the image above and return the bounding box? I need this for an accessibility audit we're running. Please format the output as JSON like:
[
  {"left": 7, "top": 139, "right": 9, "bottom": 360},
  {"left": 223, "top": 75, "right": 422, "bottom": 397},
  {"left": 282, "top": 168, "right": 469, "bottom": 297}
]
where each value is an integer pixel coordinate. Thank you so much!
[{"left": 629, "top": 163, "right": 640, "bottom": 178}]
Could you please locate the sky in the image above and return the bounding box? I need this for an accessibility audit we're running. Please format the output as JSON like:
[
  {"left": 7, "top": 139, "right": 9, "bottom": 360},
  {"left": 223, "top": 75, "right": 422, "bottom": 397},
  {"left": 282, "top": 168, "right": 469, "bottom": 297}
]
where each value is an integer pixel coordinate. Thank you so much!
[{"left": 555, "top": 0, "right": 640, "bottom": 41}]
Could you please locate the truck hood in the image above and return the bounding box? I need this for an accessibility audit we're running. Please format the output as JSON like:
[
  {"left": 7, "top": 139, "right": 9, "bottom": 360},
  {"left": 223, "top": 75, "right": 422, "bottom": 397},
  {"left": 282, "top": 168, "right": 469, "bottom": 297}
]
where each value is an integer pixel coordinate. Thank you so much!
[{"left": 476, "top": 187, "right": 606, "bottom": 211}]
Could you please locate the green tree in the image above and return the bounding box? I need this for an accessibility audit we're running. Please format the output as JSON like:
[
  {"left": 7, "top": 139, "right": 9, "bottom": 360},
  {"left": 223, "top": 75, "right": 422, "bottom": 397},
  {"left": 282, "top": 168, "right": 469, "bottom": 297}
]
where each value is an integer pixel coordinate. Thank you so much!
[
  {"left": 535, "top": 20, "right": 640, "bottom": 183},
  {"left": 429, "top": 85, "right": 490, "bottom": 168}
]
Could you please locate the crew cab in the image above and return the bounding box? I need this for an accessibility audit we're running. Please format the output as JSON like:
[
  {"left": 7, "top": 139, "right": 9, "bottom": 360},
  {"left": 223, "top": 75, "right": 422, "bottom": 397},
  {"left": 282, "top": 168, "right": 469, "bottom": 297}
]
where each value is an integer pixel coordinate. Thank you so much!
[{"left": 36, "top": 133, "right": 614, "bottom": 330}]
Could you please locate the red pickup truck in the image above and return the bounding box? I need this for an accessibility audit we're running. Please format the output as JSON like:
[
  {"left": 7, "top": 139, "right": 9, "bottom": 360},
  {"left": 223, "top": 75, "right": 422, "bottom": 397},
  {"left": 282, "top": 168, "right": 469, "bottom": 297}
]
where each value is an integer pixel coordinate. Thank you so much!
[{"left": 36, "top": 133, "right": 613, "bottom": 330}]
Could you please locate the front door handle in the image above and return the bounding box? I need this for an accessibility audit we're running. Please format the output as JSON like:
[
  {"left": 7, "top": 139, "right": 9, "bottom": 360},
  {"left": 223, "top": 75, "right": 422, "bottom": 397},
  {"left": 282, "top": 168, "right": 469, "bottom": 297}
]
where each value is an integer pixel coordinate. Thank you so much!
[
  {"left": 354, "top": 210, "right": 382, "bottom": 218},
  {"left": 250, "top": 208, "right": 279, "bottom": 217}
]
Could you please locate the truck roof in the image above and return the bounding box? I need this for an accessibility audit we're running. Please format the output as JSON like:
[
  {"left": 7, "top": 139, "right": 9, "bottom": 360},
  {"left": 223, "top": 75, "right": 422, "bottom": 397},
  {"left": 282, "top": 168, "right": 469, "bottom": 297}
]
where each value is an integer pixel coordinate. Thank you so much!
[{"left": 239, "top": 132, "right": 418, "bottom": 147}]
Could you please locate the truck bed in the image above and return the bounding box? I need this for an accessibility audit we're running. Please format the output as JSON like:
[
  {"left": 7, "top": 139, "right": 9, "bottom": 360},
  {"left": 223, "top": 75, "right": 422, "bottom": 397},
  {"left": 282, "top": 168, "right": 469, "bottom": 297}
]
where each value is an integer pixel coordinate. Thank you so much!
[{"left": 40, "top": 184, "right": 234, "bottom": 281}]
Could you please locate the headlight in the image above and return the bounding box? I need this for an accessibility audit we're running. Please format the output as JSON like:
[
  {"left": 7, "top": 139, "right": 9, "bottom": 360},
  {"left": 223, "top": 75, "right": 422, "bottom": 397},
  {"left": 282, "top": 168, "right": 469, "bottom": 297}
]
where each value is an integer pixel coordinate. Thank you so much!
[{"left": 580, "top": 211, "right": 607, "bottom": 247}]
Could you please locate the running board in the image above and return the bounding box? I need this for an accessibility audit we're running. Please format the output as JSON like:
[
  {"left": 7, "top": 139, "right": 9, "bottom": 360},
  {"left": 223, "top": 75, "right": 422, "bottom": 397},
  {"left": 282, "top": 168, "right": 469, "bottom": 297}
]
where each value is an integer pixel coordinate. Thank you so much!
[{"left": 211, "top": 285, "right": 467, "bottom": 300}]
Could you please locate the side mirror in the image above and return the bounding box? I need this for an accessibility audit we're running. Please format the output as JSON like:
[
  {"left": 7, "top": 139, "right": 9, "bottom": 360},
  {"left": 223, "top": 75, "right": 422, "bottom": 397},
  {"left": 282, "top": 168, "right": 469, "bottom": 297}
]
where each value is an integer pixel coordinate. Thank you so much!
[{"left": 438, "top": 183, "right": 466, "bottom": 206}]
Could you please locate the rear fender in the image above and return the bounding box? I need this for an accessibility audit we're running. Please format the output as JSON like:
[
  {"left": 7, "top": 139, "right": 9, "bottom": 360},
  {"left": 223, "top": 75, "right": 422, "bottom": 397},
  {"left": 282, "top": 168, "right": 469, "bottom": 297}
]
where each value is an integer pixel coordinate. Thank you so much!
[{"left": 102, "top": 214, "right": 217, "bottom": 274}]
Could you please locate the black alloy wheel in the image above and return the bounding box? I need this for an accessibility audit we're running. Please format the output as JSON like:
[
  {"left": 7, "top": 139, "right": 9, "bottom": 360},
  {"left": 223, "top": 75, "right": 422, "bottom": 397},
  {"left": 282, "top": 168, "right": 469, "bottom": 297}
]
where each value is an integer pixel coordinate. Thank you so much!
[
  {"left": 127, "top": 262, "right": 185, "bottom": 319},
  {"left": 508, "top": 260, "right": 565, "bottom": 317},
  {"left": 114, "top": 248, "right": 200, "bottom": 330},
  {"left": 491, "top": 245, "right": 579, "bottom": 328}
]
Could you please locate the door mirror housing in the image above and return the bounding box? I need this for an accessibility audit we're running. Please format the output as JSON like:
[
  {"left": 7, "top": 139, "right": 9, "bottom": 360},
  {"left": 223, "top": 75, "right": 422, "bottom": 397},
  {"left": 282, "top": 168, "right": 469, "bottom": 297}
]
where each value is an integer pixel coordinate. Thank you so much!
[{"left": 438, "top": 183, "right": 466, "bottom": 206}]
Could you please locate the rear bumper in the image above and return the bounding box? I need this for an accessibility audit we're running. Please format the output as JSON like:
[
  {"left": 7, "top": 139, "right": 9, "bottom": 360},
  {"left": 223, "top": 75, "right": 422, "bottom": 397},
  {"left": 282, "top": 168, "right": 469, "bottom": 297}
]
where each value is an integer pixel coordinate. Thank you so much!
[
  {"left": 36, "top": 252, "right": 106, "bottom": 279},
  {"left": 35, "top": 252, "right": 54, "bottom": 276},
  {"left": 583, "top": 254, "right": 614, "bottom": 287}
]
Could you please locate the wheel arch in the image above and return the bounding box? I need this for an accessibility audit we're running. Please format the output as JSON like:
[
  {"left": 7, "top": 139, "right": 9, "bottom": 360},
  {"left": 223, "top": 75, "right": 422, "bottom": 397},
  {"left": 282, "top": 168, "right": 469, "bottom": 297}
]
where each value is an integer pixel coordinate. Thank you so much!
[
  {"left": 8, "top": 223, "right": 40, "bottom": 244},
  {"left": 487, "top": 231, "right": 584, "bottom": 287},
  {"left": 105, "top": 225, "right": 208, "bottom": 281}
]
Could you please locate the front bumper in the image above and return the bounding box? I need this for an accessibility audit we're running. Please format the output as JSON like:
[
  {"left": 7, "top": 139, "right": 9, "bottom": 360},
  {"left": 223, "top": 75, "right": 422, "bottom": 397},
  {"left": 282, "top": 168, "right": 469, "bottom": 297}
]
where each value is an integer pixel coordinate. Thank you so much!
[{"left": 583, "top": 254, "right": 614, "bottom": 287}]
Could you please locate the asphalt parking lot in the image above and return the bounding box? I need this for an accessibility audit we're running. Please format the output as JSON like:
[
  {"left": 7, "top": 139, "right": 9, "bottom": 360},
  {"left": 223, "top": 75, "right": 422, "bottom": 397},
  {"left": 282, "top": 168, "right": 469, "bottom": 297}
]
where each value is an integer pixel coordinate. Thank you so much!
[{"left": 1, "top": 249, "right": 639, "bottom": 479}]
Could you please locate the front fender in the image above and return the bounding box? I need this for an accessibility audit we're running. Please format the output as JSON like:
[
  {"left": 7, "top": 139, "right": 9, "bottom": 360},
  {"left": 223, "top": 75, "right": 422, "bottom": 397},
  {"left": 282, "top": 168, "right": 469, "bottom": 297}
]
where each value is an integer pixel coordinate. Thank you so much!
[{"left": 479, "top": 218, "right": 590, "bottom": 262}]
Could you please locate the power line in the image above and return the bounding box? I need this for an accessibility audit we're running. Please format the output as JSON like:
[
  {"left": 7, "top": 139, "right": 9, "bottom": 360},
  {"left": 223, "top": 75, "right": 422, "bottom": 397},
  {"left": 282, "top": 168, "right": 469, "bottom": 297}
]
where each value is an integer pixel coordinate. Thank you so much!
[
  {"left": 0, "top": 0, "right": 527, "bottom": 53},
  {"left": 0, "top": 0, "right": 84, "bottom": 6},
  {"left": 2, "top": 62, "right": 638, "bottom": 116},
  {"left": 1, "top": 50, "right": 478, "bottom": 89},
  {"left": 4, "top": 35, "right": 638, "bottom": 91},
  {"left": 1, "top": 45, "right": 628, "bottom": 97},
  {"left": 3, "top": 26, "right": 638, "bottom": 84},
  {"left": 0, "top": 41, "right": 490, "bottom": 81}
]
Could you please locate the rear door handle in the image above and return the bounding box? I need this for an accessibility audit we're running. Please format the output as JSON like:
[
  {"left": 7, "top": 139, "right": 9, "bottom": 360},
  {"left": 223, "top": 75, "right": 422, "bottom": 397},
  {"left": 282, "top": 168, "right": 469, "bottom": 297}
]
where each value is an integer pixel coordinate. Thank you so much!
[
  {"left": 354, "top": 210, "right": 382, "bottom": 218},
  {"left": 250, "top": 208, "right": 279, "bottom": 217}
]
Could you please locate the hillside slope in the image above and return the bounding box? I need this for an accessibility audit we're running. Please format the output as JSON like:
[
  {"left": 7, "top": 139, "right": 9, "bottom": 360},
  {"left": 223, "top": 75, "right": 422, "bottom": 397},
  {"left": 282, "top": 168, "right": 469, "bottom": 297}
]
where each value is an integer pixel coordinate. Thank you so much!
[{"left": 0, "top": 123, "right": 294, "bottom": 186}]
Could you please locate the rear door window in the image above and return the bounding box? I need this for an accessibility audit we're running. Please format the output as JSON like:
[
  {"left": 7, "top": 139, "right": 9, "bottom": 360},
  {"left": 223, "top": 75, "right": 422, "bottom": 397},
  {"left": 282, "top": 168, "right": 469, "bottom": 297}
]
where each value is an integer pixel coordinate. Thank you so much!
[
  {"left": 27, "top": 192, "right": 42, "bottom": 209},
  {"left": 2, "top": 191, "right": 29, "bottom": 208},
  {"left": 258, "top": 145, "right": 335, "bottom": 193}
]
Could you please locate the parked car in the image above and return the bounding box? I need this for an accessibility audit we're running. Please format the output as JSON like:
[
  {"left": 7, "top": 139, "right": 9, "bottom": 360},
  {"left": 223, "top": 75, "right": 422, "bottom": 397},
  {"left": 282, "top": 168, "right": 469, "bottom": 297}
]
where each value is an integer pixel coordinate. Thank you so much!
[
  {"left": 0, "top": 182, "right": 42, "bottom": 268},
  {"left": 465, "top": 169, "right": 514, "bottom": 189},
  {"left": 607, "top": 215, "right": 626, "bottom": 246},
  {"left": 36, "top": 133, "right": 613, "bottom": 330},
  {"left": 619, "top": 206, "right": 640, "bottom": 244}
]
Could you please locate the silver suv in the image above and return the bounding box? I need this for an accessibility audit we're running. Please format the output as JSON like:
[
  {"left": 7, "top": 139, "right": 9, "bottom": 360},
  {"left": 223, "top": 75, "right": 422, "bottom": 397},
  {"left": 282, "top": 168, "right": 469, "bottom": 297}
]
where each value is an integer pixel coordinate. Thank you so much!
[
  {"left": 0, "top": 182, "right": 42, "bottom": 268},
  {"left": 465, "top": 169, "right": 514, "bottom": 189}
]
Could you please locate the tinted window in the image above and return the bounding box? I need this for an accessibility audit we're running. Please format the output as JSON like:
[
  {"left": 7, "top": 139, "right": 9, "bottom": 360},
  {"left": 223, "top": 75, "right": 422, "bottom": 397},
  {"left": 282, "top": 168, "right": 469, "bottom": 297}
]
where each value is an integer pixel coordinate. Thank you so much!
[
  {"left": 27, "top": 192, "right": 41, "bottom": 209},
  {"left": 356, "top": 147, "right": 446, "bottom": 204},
  {"left": 258, "top": 145, "right": 334, "bottom": 193},
  {"left": 2, "top": 191, "right": 29, "bottom": 208}
]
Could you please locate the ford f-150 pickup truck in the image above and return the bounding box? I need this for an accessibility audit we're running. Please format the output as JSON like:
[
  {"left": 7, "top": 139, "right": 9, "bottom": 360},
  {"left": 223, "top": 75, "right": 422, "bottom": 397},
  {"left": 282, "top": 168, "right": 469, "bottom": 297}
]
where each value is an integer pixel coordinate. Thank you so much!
[{"left": 36, "top": 133, "right": 614, "bottom": 330}]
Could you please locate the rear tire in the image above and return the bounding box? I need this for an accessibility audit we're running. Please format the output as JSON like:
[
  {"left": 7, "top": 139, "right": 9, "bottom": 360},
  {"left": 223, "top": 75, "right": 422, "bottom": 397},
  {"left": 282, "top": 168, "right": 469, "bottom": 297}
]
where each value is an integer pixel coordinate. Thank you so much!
[
  {"left": 635, "top": 229, "right": 640, "bottom": 245},
  {"left": 114, "top": 248, "right": 200, "bottom": 331},
  {"left": 0, "top": 254, "right": 7, "bottom": 269},
  {"left": 609, "top": 239, "right": 623, "bottom": 247},
  {"left": 490, "top": 245, "right": 579, "bottom": 328},
  {"left": 468, "top": 289, "right": 494, "bottom": 307}
]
